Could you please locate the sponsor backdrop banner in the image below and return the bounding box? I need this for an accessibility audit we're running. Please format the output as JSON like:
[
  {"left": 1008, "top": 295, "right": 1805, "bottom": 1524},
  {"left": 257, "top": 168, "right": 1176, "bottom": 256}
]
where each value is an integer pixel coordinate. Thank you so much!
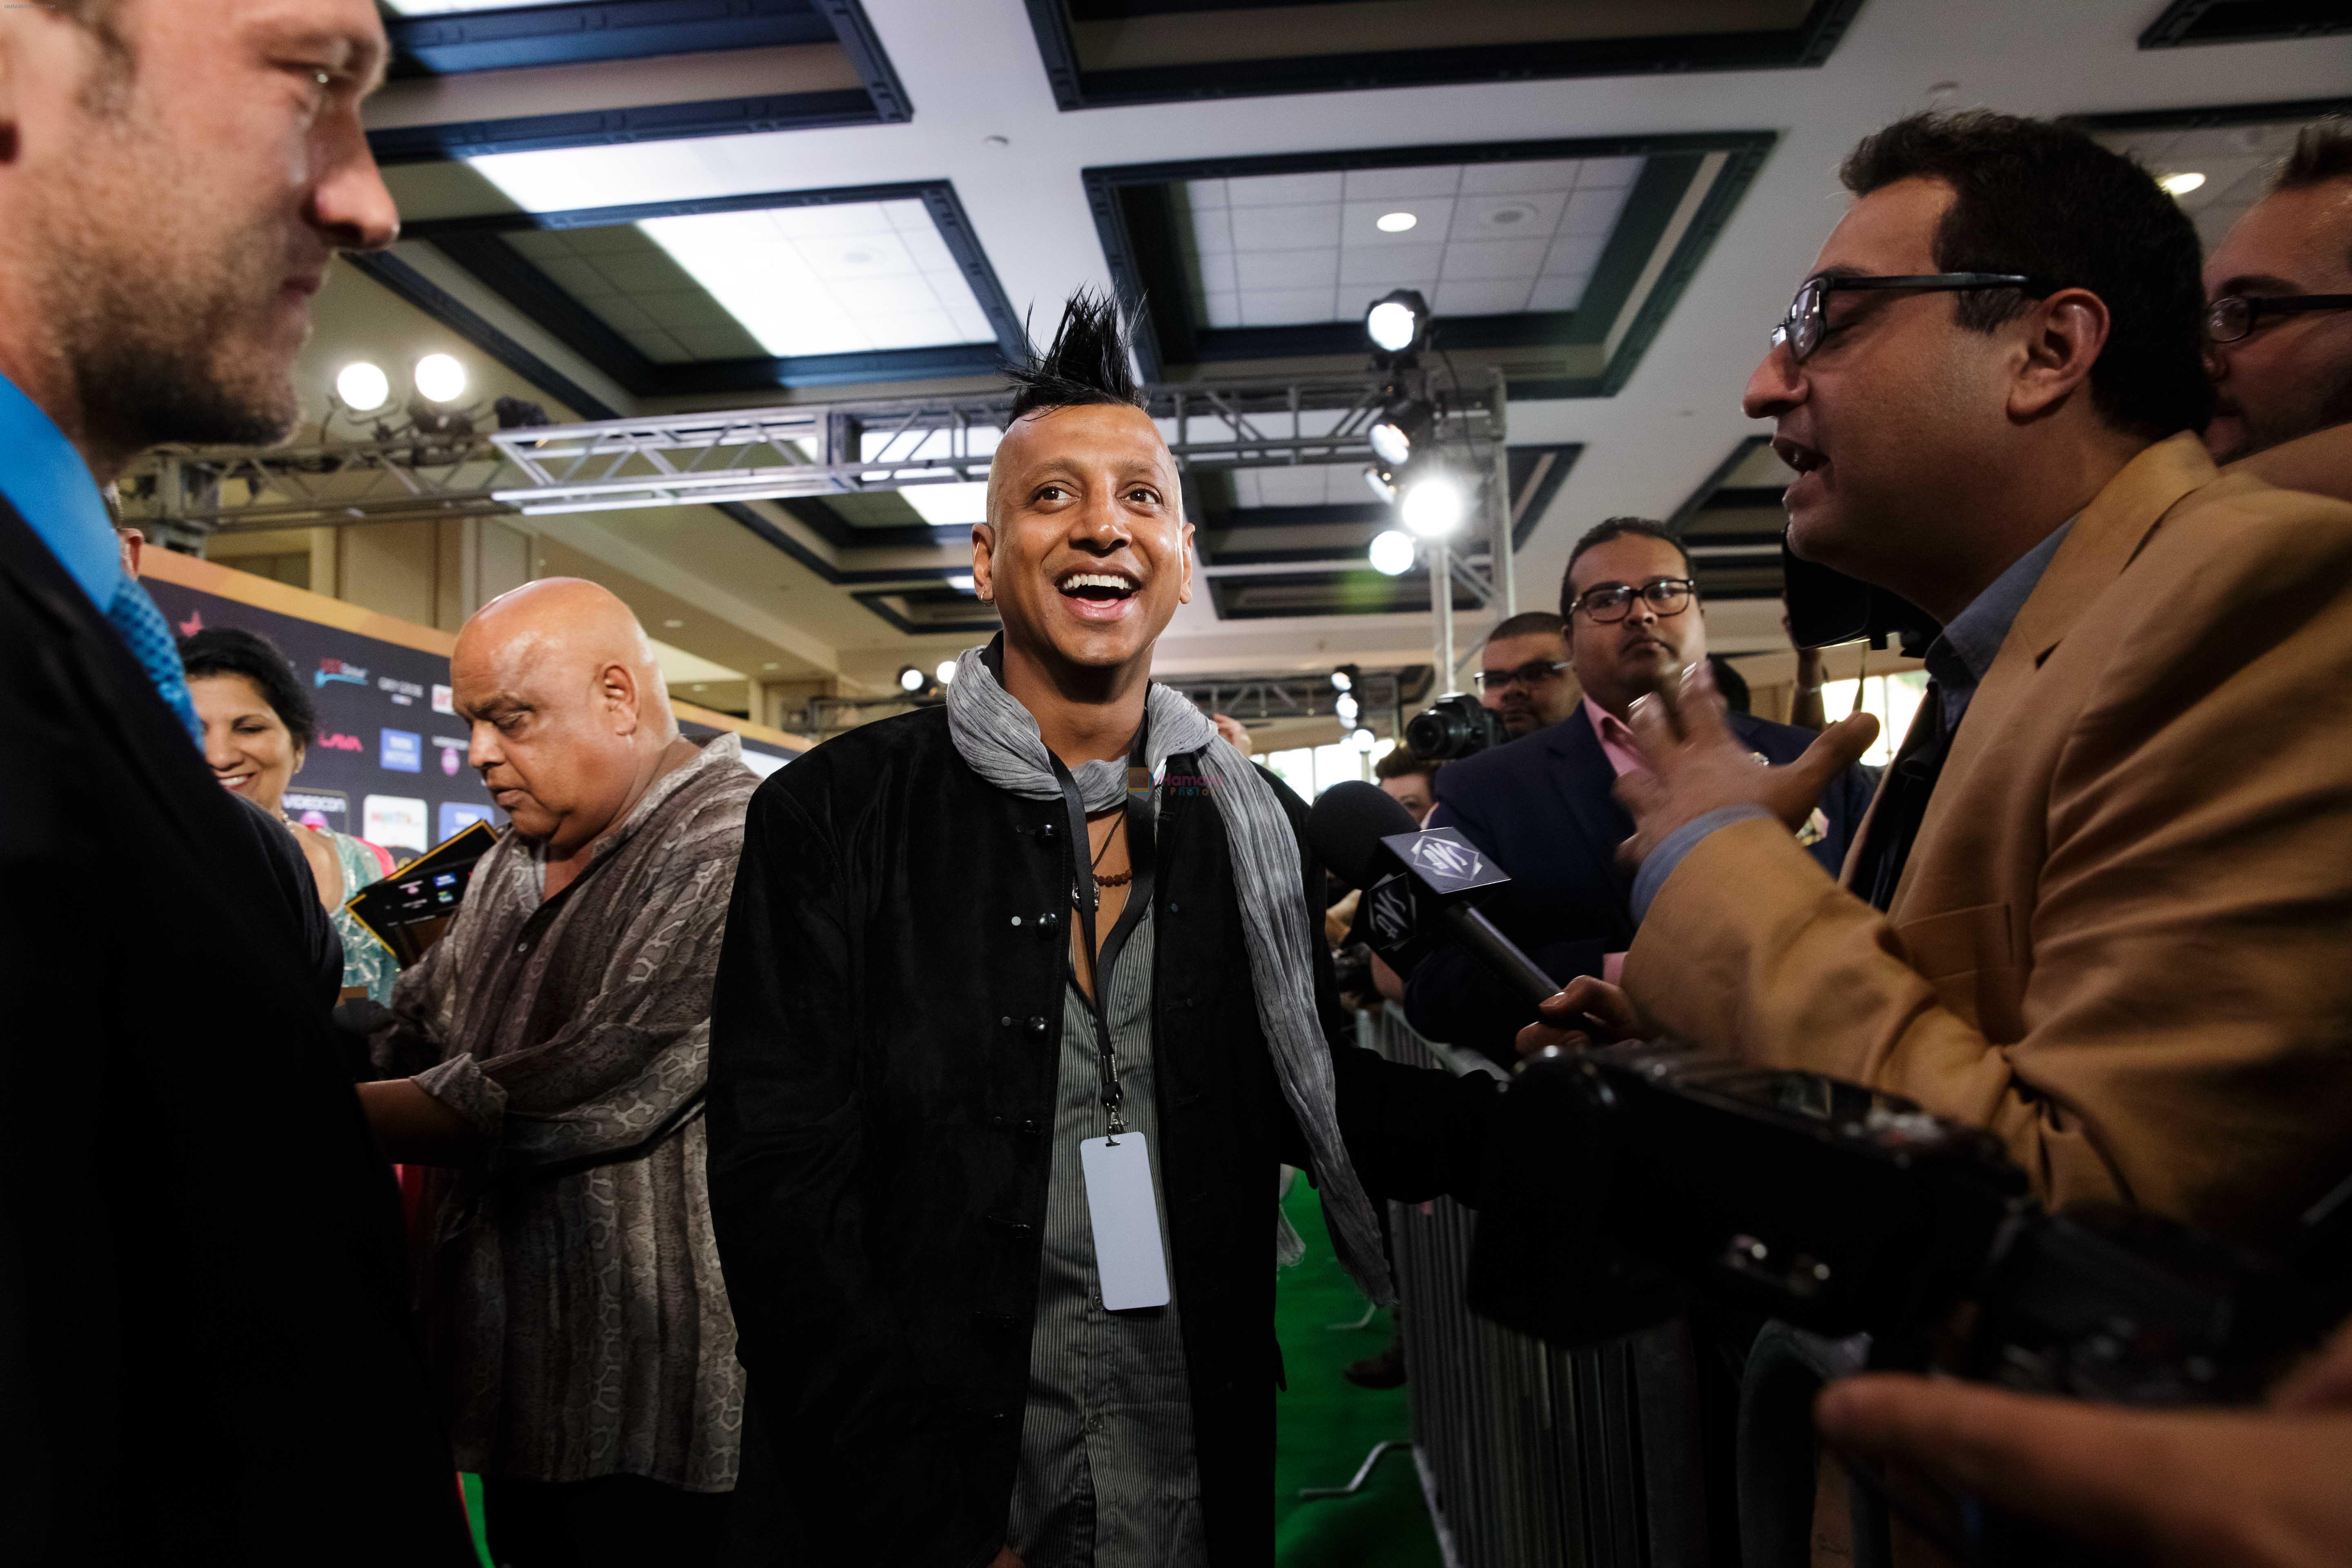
[{"left": 149, "top": 577, "right": 795, "bottom": 858}]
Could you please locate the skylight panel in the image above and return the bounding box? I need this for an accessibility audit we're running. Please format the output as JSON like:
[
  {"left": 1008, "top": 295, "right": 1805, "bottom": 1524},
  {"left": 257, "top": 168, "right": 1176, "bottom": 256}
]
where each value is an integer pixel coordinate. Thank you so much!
[{"left": 635, "top": 200, "right": 996, "bottom": 359}]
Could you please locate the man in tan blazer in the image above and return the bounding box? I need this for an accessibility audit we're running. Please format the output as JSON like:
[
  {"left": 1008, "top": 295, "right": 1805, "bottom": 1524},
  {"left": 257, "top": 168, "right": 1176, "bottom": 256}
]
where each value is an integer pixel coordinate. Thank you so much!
[{"left": 1525, "top": 111, "right": 2352, "bottom": 1250}]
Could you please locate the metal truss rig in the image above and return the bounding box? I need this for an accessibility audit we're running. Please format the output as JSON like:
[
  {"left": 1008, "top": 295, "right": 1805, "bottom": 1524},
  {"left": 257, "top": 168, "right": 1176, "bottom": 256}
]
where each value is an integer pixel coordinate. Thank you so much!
[{"left": 120, "top": 370, "right": 1509, "bottom": 532}]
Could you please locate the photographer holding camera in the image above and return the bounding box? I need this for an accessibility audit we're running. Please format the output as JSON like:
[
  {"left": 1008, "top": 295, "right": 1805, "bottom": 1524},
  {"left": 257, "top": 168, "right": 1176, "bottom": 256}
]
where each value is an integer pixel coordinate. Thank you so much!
[
  {"left": 1519, "top": 111, "right": 2352, "bottom": 1249},
  {"left": 1406, "top": 518, "right": 1871, "bottom": 1069}
]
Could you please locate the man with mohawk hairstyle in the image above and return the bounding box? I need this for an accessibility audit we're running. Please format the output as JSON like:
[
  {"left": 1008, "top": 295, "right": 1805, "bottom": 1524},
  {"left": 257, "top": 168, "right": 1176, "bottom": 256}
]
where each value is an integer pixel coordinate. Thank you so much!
[{"left": 710, "top": 292, "right": 1498, "bottom": 1567}]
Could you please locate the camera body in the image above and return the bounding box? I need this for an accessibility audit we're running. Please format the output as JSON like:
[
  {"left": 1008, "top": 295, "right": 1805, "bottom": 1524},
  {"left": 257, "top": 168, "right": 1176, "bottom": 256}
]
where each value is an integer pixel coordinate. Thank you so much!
[
  {"left": 1405, "top": 693, "right": 1509, "bottom": 761},
  {"left": 1470, "top": 1040, "right": 2320, "bottom": 1406}
]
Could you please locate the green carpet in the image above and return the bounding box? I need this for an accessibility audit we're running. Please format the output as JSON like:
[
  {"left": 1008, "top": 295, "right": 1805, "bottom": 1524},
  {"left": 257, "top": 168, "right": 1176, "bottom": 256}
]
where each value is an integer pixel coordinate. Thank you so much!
[{"left": 1273, "top": 1181, "right": 1444, "bottom": 1568}]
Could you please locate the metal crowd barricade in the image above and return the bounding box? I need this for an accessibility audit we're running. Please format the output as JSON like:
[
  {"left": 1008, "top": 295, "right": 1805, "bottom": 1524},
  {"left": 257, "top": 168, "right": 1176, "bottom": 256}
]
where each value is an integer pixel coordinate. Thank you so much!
[{"left": 1362, "top": 1007, "right": 1711, "bottom": 1568}]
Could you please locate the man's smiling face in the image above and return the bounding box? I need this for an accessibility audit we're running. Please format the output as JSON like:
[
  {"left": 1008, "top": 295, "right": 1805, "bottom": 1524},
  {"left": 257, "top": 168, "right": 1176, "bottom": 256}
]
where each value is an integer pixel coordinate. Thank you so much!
[{"left": 973, "top": 401, "right": 1192, "bottom": 679}]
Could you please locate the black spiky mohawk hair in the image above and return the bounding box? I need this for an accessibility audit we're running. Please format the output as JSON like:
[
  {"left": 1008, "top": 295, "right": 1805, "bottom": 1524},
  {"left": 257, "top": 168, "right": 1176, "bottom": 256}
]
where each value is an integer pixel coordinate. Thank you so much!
[{"left": 1006, "top": 289, "right": 1145, "bottom": 421}]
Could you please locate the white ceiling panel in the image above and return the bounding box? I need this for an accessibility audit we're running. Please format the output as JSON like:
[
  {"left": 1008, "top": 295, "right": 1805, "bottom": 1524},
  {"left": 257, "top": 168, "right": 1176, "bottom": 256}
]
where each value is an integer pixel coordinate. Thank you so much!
[
  {"left": 636, "top": 198, "right": 994, "bottom": 358},
  {"left": 1184, "top": 156, "right": 1634, "bottom": 328}
]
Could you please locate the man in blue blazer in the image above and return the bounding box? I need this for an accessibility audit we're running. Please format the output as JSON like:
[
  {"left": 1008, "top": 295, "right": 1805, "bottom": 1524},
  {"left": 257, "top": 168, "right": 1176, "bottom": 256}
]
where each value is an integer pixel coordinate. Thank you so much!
[{"left": 1404, "top": 517, "right": 1875, "bottom": 1066}]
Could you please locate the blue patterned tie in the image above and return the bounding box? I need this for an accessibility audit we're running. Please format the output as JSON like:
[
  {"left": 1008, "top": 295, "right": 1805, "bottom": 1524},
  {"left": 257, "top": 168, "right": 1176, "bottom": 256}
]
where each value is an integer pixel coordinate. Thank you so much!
[{"left": 107, "top": 574, "right": 202, "bottom": 745}]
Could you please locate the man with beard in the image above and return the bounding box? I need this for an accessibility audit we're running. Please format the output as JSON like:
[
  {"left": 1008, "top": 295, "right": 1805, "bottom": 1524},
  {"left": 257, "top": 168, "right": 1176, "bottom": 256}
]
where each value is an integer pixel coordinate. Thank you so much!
[
  {"left": 2205, "top": 121, "right": 2352, "bottom": 504},
  {"left": 1472, "top": 609, "right": 1577, "bottom": 740},
  {"left": 708, "top": 294, "right": 1497, "bottom": 1568},
  {"left": 1521, "top": 111, "right": 2352, "bottom": 1248},
  {"left": 0, "top": 2, "right": 476, "bottom": 1564}
]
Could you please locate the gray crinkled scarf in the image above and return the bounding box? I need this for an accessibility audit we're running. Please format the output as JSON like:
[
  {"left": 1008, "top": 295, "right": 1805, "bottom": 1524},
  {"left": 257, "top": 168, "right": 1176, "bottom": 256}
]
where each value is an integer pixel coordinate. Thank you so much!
[{"left": 944, "top": 643, "right": 1393, "bottom": 1305}]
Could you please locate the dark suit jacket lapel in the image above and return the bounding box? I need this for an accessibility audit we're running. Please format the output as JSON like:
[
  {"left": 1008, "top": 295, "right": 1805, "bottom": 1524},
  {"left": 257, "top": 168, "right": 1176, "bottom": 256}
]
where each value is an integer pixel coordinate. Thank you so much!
[{"left": 1542, "top": 709, "right": 1637, "bottom": 933}]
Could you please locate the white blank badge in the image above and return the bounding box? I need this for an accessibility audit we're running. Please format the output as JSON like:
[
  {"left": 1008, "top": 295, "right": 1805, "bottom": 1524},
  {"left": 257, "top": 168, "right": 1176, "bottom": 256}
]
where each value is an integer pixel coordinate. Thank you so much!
[{"left": 1080, "top": 1134, "right": 1172, "bottom": 1310}]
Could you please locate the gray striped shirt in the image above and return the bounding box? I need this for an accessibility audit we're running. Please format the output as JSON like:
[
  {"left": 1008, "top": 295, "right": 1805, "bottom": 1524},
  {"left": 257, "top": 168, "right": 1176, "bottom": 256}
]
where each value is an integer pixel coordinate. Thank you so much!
[{"left": 1007, "top": 909, "right": 1210, "bottom": 1566}]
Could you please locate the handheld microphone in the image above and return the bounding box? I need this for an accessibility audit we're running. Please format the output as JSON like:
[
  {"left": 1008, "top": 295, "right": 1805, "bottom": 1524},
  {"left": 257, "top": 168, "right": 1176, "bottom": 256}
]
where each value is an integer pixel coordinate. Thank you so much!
[{"left": 1307, "top": 781, "right": 1561, "bottom": 1010}]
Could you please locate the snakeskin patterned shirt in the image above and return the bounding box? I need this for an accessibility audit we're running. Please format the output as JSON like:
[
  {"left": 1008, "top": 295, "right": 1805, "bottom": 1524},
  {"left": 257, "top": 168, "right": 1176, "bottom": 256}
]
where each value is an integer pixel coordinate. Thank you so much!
[{"left": 374, "top": 734, "right": 758, "bottom": 1492}]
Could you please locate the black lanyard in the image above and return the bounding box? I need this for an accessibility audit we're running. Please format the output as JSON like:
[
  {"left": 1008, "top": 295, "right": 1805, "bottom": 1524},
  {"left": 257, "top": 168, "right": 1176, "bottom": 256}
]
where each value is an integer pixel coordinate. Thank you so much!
[{"left": 1048, "top": 718, "right": 1158, "bottom": 1138}]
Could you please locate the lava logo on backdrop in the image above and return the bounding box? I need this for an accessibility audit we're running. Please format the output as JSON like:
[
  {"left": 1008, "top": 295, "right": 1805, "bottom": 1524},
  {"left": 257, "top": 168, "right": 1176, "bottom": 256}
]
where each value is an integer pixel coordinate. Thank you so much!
[
  {"left": 439, "top": 802, "right": 496, "bottom": 842},
  {"left": 432, "top": 684, "right": 456, "bottom": 716},
  {"left": 434, "top": 736, "right": 467, "bottom": 777},
  {"left": 316, "top": 657, "right": 368, "bottom": 689},
  {"left": 316, "top": 731, "right": 363, "bottom": 753},
  {"left": 364, "top": 795, "right": 429, "bottom": 855},
  {"left": 380, "top": 728, "right": 422, "bottom": 773},
  {"left": 379, "top": 675, "right": 425, "bottom": 708}
]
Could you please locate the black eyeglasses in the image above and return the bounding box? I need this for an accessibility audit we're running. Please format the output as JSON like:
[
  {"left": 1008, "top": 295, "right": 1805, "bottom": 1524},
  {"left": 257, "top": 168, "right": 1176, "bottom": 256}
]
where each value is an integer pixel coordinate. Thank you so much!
[
  {"left": 1772, "top": 272, "right": 2056, "bottom": 362},
  {"left": 1571, "top": 578, "right": 1695, "bottom": 624},
  {"left": 2205, "top": 293, "right": 2352, "bottom": 344},
  {"left": 1472, "top": 659, "right": 1570, "bottom": 691}
]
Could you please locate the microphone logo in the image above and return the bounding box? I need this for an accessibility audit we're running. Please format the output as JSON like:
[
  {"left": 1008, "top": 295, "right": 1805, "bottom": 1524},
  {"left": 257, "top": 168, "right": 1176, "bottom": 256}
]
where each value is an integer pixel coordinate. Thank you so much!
[
  {"left": 1401, "top": 832, "right": 1484, "bottom": 888},
  {"left": 1368, "top": 875, "right": 1417, "bottom": 947}
]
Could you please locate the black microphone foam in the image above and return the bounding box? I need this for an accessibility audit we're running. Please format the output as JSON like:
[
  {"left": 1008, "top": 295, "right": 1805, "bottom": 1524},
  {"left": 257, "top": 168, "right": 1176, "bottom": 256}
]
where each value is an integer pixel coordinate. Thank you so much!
[{"left": 1308, "top": 780, "right": 1420, "bottom": 889}]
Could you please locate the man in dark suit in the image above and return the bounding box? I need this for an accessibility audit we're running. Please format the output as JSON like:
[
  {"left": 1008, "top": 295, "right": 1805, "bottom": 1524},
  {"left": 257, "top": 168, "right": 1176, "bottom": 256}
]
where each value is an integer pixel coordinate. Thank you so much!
[
  {"left": 1404, "top": 516, "right": 1874, "bottom": 1067},
  {"left": 0, "top": 2, "right": 474, "bottom": 1562}
]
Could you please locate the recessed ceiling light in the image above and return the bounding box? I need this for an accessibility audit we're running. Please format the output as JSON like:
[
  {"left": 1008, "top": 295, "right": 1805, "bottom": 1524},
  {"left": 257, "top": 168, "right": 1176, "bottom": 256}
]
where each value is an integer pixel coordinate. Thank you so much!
[
  {"left": 1376, "top": 211, "right": 1418, "bottom": 234},
  {"left": 762, "top": 662, "right": 780, "bottom": 670},
  {"left": 664, "top": 619, "right": 684, "bottom": 628},
  {"left": 900, "top": 482, "right": 991, "bottom": 527},
  {"left": 2159, "top": 171, "right": 2206, "bottom": 196},
  {"left": 1483, "top": 202, "right": 1538, "bottom": 229}
]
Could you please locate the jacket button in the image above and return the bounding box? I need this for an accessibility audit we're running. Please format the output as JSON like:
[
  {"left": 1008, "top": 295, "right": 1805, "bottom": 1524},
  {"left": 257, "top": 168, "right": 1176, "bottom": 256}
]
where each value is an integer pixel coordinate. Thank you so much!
[
  {"left": 1166, "top": 901, "right": 1180, "bottom": 915},
  {"left": 1038, "top": 821, "right": 1059, "bottom": 842},
  {"left": 1037, "top": 911, "right": 1060, "bottom": 933},
  {"left": 999, "top": 1015, "right": 1013, "bottom": 1029},
  {"left": 1010, "top": 914, "right": 1023, "bottom": 927},
  {"left": 1028, "top": 1016, "right": 1048, "bottom": 1036}
]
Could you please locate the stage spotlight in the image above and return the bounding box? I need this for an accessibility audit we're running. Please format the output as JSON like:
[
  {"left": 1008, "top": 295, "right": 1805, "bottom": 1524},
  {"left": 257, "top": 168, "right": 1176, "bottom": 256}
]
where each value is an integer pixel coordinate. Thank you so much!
[
  {"left": 1350, "top": 727, "right": 1376, "bottom": 753},
  {"left": 414, "top": 353, "right": 468, "bottom": 405},
  {"left": 494, "top": 396, "right": 550, "bottom": 430},
  {"left": 1363, "top": 463, "right": 1397, "bottom": 504},
  {"left": 336, "top": 361, "right": 390, "bottom": 413},
  {"left": 1401, "top": 471, "right": 1466, "bottom": 537},
  {"left": 1330, "top": 666, "right": 1355, "bottom": 693},
  {"left": 1365, "top": 289, "right": 1429, "bottom": 357},
  {"left": 1368, "top": 398, "right": 1430, "bottom": 467},
  {"left": 935, "top": 659, "right": 958, "bottom": 686},
  {"left": 1368, "top": 529, "right": 1416, "bottom": 576},
  {"left": 896, "top": 665, "right": 926, "bottom": 694},
  {"left": 1335, "top": 691, "right": 1359, "bottom": 724}
]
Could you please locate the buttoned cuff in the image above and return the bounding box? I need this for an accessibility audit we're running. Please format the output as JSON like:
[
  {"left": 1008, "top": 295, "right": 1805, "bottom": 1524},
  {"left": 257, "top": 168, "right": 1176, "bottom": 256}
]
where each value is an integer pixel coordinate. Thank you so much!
[
  {"left": 411, "top": 1054, "right": 506, "bottom": 1137},
  {"left": 1630, "top": 806, "right": 1774, "bottom": 924}
]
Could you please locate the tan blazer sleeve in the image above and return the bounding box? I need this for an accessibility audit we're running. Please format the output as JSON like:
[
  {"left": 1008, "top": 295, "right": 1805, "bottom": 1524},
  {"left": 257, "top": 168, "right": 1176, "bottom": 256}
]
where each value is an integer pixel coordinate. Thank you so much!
[{"left": 1624, "top": 487, "right": 2352, "bottom": 1241}]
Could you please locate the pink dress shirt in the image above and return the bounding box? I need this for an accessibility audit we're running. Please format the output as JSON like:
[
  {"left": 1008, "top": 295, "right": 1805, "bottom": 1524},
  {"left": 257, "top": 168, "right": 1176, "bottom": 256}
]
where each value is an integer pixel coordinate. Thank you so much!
[{"left": 1580, "top": 697, "right": 1639, "bottom": 986}]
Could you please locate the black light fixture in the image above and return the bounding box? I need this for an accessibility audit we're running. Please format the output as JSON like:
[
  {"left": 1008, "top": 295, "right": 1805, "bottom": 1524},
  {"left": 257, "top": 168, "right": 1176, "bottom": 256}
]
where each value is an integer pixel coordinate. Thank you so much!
[
  {"left": 1365, "top": 289, "right": 1430, "bottom": 364},
  {"left": 494, "top": 396, "right": 551, "bottom": 430},
  {"left": 1368, "top": 395, "right": 1432, "bottom": 467}
]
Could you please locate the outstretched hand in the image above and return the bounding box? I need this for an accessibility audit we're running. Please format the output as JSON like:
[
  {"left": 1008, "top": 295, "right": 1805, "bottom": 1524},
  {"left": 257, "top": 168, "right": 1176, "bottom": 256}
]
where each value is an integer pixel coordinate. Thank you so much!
[
  {"left": 1514, "top": 975, "right": 1644, "bottom": 1059},
  {"left": 1614, "top": 660, "right": 1878, "bottom": 870}
]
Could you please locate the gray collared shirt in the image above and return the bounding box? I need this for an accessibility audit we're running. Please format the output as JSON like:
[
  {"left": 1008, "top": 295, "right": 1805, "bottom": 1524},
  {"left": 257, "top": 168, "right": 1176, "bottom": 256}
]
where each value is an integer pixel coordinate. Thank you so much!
[
  {"left": 1629, "top": 520, "right": 2075, "bottom": 921},
  {"left": 1007, "top": 907, "right": 1210, "bottom": 1566}
]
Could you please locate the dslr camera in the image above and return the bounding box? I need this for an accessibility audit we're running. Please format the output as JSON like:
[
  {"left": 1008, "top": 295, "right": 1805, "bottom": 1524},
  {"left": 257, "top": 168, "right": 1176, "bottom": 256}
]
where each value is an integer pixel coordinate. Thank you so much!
[{"left": 1405, "top": 692, "right": 1508, "bottom": 761}]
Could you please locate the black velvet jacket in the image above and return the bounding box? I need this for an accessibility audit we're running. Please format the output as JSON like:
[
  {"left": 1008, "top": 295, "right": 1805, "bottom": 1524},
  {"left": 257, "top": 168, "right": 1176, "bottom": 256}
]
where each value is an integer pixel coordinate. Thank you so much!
[{"left": 709, "top": 704, "right": 1496, "bottom": 1567}]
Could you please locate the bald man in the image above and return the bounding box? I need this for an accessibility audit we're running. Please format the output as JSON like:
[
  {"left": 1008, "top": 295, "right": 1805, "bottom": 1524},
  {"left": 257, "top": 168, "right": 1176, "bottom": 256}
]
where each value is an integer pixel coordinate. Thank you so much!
[{"left": 363, "top": 579, "right": 760, "bottom": 1568}]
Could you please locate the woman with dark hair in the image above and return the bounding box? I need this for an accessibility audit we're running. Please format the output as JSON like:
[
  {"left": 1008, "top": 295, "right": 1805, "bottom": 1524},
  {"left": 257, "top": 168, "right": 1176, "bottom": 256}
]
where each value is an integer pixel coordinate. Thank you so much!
[{"left": 179, "top": 625, "right": 400, "bottom": 1004}]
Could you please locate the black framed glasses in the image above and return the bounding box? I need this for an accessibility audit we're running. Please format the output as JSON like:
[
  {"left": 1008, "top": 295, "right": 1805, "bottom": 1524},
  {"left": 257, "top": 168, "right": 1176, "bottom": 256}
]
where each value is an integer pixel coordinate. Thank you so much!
[
  {"left": 1472, "top": 659, "right": 1570, "bottom": 691},
  {"left": 2205, "top": 293, "right": 2352, "bottom": 344},
  {"left": 1771, "top": 272, "right": 2055, "bottom": 362},
  {"left": 1571, "top": 578, "right": 1695, "bottom": 624}
]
